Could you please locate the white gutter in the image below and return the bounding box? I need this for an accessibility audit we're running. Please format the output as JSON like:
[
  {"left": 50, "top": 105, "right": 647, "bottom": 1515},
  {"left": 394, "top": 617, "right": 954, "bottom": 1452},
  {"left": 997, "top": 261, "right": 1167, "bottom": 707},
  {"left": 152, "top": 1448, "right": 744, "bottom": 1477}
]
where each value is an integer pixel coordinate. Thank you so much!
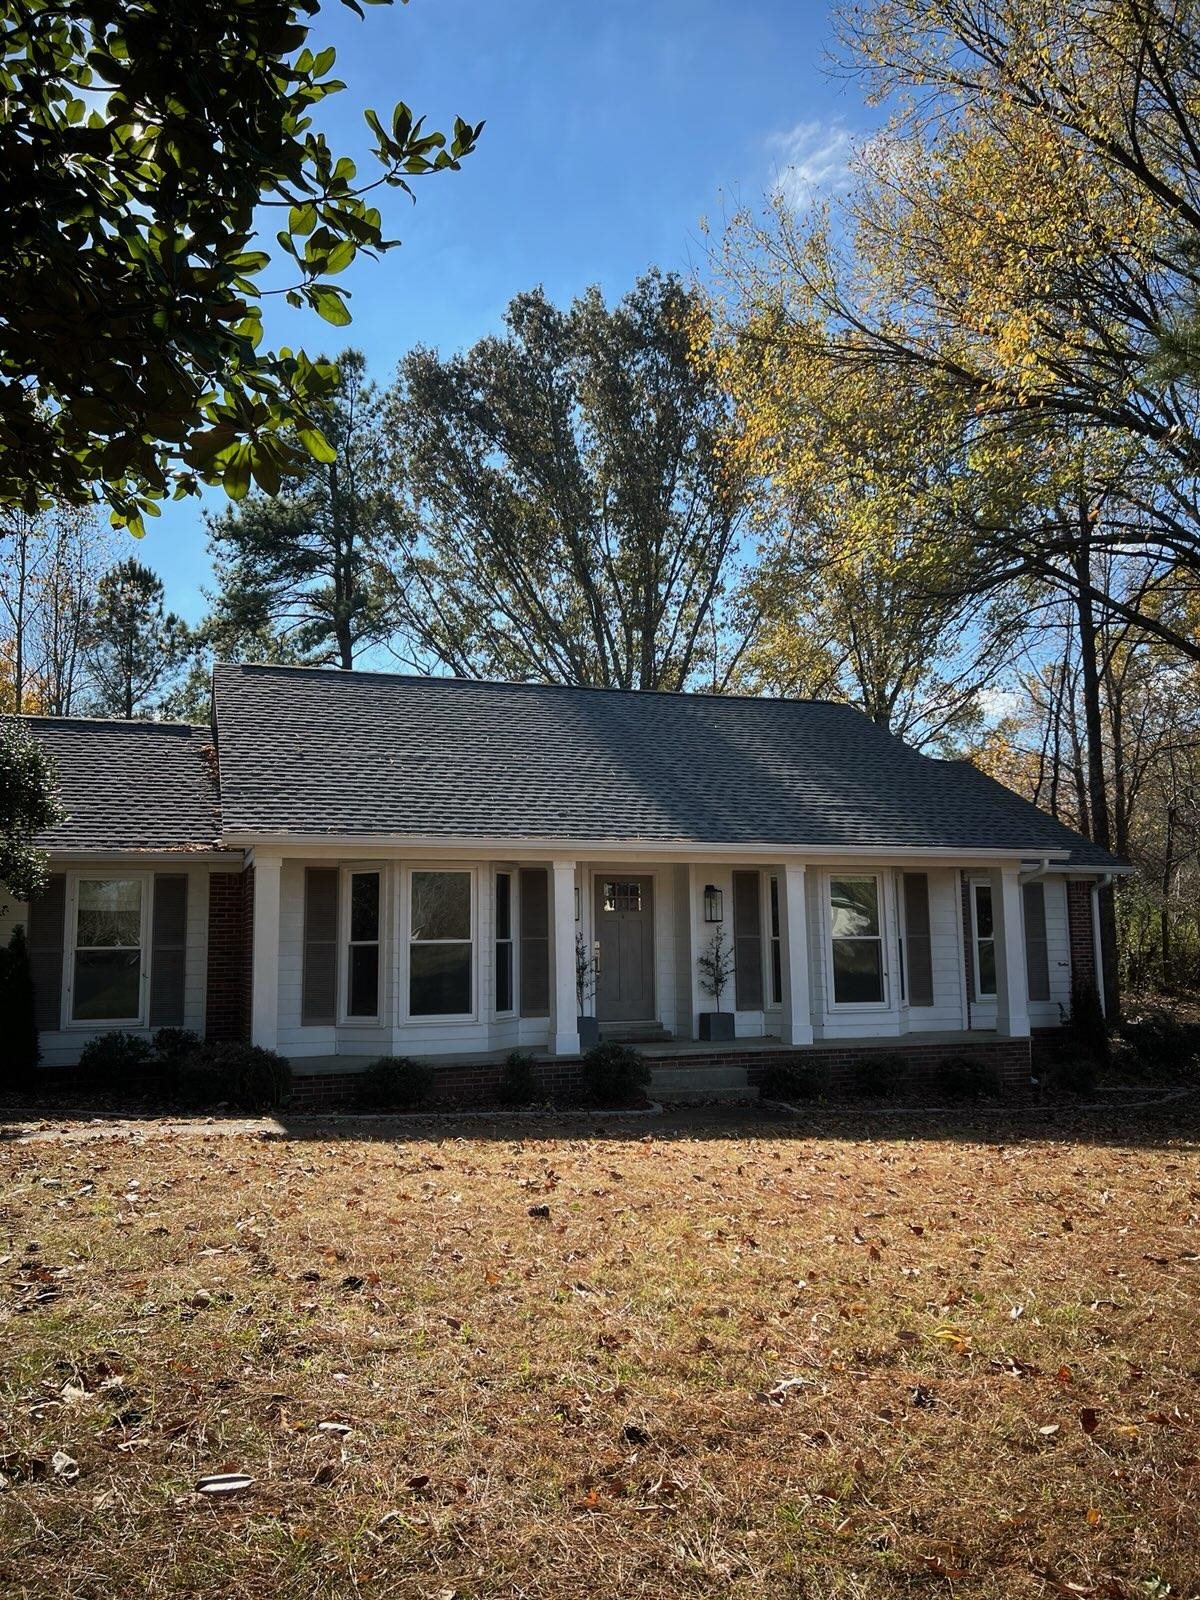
[
  {"left": 230, "top": 832, "right": 1071, "bottom": 864},
  {"left": 1091, "top": 873, "right": 1114, "bottom": 1017},
  {"left": 1018, "top": 857, "right": 1054, "bottom": 884}
]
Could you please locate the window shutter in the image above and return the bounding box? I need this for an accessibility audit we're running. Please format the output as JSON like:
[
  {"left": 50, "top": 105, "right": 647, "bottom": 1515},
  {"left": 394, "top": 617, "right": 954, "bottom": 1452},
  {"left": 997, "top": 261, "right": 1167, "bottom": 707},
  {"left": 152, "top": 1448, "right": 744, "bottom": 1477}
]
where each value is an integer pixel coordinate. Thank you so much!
[
  {"left": 302, "top": 868, "right": 339, "bottom": 1024},
  {"left": 519, "top": 867, "right": 549, "bottom": 1017},
  {"left": 902, "top": 873, "right": 934, "bottom": 1008},
  {"left": 1023, "top": 881, "right": 1051, "bottom": 1002},
  {"left": 732, "top": 871, "right": 763, "bottom": 1011},
  {"left": 149, "top": 874, "right": 188, "bottom": 1026},
  {"left": 26, "top": 872, "right": 65, "bottom": 1032}
]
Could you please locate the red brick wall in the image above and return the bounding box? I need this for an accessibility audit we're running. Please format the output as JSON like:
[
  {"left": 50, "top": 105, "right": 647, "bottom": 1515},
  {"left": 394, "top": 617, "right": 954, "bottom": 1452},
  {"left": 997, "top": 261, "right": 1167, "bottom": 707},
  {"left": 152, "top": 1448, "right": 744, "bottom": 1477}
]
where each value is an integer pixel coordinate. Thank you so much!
[
  {"left": 739, "top": 1037, "right": 1031, "bottom": 1095},
  {"left": 1066, "top": 881, "right": 1097, "bottom": 991},
  {"left": 205, "top": 867, "right": 253, "bottom": 1042},
  {"left": 288, "top": 1057, "right": 587, "bottom": 1109}
]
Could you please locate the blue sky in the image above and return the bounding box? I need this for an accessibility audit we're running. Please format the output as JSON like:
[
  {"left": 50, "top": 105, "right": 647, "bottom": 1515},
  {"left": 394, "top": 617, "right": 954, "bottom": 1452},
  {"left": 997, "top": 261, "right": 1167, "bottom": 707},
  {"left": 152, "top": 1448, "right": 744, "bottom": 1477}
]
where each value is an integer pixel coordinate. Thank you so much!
[{"left": 148, "top": 0, "right": 866, "bottom": 619}]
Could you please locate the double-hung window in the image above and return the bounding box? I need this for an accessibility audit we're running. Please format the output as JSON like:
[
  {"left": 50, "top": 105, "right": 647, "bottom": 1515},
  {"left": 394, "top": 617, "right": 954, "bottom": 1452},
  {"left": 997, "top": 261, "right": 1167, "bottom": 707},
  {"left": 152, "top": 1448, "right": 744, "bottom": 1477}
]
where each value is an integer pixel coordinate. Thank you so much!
[
  {"left": 495, "top": 872, "right": 514, "bottom": 1014},
  {"left": 972, "top": 882, "right": 997, "bottom": 997},
  {"left": 410, "top": 870, "right": 473, "bottom": 1016},
  {"left": 768, "top": 876, "right": 783, "bottom": 1007},
  {"left": 72, "top": 877, "right": 146, "bottom": 1023},
  {"left": 828, "top": 875, "right": 885, "bottom": 1005},
  {"left": 344, "top": 870, "right": 381, "bottom": 1020}
]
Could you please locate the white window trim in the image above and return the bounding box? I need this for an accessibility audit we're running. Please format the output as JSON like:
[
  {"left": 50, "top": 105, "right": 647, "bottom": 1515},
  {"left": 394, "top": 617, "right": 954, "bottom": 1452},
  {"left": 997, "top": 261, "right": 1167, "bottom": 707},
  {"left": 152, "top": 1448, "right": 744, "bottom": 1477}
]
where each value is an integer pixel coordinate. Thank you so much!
[
  {"left": 969, "top": 877, "right": 998, "bottom": 1001},
  {"left": 402, "top": 863, "right": 478, "bottom": 1024},
  {"left": 338, "top": 863, "right": 385, "bottom": 1026},
  {"left": 493, "top": 866, "right": 517, "bottom": 1020},
  {"left": 63, "top": 869, "right": 153, "bottom": 1030},
  {"left": 824, "top": 869, "right": 890, "bottom": 1011}
]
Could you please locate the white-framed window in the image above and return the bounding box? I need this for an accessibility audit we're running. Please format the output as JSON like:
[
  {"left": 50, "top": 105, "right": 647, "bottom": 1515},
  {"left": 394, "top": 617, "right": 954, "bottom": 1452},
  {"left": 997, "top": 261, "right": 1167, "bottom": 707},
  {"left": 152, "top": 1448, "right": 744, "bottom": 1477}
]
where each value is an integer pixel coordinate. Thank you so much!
[
  {"left": 768, "top": 875, "right": 783, "bottom": 1007},
  {"left": 971, "top": 880, "right": 997, "bottom": 998},
  {"left": 67, "top": 873, "right": 150, "bottom": 1025},
  {"left": 827, "top": 873, "right": 887, "bottom": 1006},
  {"left": 341, "top": 867, "right": 382, "bottom": 1023},
  {"left": 408, "top": 867, "right": 474, "bottom": 1019},
  {"left": 494, "top": 870, "right": 515, "bottom": 1016}
]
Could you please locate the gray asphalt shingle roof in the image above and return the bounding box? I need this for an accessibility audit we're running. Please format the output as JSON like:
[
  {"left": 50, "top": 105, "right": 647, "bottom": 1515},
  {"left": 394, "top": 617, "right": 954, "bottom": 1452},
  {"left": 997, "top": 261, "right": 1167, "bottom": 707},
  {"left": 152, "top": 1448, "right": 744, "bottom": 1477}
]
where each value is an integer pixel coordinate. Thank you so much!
[
  {"left": 23, "top": 717, "right": 221, "bottom": 853},
  {"left": 212, "top": 663, "right": 1120, "bottom": 868}
]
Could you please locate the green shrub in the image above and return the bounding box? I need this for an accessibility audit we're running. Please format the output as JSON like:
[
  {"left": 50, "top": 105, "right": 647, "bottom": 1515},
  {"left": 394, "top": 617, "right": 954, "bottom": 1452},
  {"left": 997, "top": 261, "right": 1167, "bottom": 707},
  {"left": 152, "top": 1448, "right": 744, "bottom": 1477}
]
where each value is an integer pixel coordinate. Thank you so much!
[
  {"left": 175, "top": 1041, "right": 291, "bottom": 1111},
  {"left": 1, "top": 924, "right": 40, "bottom": 1082},
  {"left": 933, "top": 1054, "right": 1000, "bottom": 1102},
  {"left": 153, "top": 1027, "right": 202, "bottom": 1068},
  {"left": 579, "top": 1042, "right": 650, "bottom": 1104},
  {"left": 355, "top": 1055, "right": 435, "bottom": 1110},
  {"left": 1069, "top": 977, "right": 1110, "bottom": 1067},
  {"left": 76, "top": 1030, "right": 155, "bottom": 1087},
  {"left": 1042, "top": 1053, "right": 1097, "bottom": 1094},
  {"left": 498, "top": 1050, "right": 539, "bottom": 1106},
  {"left": 759, "top": 1061, "right": 823, "bottom": 1101},
  {"left": 1114, "top": 1004, "right": 1200, "bottom": 1076},
  {"left": 852, "top": 1050, "right": 909, "bottom": 1099}
]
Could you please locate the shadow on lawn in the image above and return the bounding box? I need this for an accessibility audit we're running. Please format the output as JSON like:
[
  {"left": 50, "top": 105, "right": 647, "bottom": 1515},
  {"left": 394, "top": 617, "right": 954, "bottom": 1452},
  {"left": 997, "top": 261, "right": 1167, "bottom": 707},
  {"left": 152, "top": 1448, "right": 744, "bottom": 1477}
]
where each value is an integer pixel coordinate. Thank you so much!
[{"left": 3, "top": 1090, "right": 1199, "bottom": 1152}]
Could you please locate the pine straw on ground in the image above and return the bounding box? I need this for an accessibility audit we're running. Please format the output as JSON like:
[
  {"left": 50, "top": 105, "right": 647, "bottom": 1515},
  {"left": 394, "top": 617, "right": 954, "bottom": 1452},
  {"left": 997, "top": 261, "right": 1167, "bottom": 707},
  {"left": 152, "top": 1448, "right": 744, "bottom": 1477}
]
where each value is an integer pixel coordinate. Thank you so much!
[{"left": 1, "top": 1105, "right": 1199, "bottom": 1600}]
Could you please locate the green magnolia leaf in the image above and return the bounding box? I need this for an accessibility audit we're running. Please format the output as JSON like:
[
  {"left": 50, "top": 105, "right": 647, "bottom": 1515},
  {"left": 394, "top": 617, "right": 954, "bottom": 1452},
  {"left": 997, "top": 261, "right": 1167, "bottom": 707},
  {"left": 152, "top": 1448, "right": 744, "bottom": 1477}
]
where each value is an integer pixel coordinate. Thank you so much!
[
  {"left": 296, "top": 425, "right": 337, "bottom": 462},
  {"left": 309, "top": 284, "right": 352, "bottom": 326},
  {"left": 0, "top": 0, "right": 480, "bottom": 520}
]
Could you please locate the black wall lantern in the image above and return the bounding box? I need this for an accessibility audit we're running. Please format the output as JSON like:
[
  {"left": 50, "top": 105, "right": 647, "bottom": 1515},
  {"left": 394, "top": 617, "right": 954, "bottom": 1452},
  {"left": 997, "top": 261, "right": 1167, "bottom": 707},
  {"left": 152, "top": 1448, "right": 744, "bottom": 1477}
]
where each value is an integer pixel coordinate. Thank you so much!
[{"left": 703, "top": 884, "right": 724, "bottom": 923}]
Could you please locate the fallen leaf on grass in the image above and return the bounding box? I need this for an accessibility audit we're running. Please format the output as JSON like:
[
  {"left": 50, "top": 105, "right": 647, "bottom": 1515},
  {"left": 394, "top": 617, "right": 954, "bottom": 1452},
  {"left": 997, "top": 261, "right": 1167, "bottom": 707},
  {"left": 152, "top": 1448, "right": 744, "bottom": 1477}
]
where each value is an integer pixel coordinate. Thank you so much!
[
  {"left": 1080, "top": 1408, "right": 1100, "bottom": 1434},
  {"left": 919, "top": 1554, "right": 968, "bottom": 1579},
  {"left": 195, "top": 1473, "right": 254, "bottom": 1496}
]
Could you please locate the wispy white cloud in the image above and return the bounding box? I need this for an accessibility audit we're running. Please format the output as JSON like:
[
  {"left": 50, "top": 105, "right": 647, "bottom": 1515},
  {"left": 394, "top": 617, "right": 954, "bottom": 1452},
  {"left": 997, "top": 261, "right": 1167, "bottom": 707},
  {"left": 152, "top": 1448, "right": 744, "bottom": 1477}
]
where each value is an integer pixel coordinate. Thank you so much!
[{"left": 766, "top": 120, "right": 857, "bottom": 210}]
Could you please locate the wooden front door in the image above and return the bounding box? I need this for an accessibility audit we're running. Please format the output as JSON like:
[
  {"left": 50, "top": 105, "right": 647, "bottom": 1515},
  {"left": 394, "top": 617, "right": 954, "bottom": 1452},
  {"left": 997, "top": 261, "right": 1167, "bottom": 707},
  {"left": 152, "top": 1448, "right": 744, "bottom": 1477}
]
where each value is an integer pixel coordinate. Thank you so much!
[{"left": 594, "top": 875, "right": 655, "bottom": 1023}]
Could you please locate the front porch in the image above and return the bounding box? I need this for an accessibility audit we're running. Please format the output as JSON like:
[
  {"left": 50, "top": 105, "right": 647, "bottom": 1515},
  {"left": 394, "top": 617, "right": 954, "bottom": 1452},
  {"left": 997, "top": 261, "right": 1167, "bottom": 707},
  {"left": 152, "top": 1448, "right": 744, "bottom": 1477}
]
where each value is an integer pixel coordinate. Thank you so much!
[
  {"left": 284, "top": 1030, "right": 1033, "bottom": 1107},
  {"left": 250, "top": 852, "right": 1057, "bottom": 1066}
]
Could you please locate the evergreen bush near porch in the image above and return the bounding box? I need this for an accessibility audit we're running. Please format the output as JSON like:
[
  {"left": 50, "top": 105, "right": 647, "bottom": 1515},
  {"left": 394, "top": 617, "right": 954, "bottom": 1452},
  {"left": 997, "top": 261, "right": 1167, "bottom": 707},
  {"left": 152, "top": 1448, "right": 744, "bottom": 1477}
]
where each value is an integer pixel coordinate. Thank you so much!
[
  {"left": 356, "top": 1056, "right": 435, "bottom": 1110},
  {"left": 498, "top": 1051, "right": 539, "bottom": 1106},
  {"left": 1, "top": 923, "right": 40, "bottom": 1084},
  {"left": 579, "top": 1042, "right": 650, "bottom": 1105}
]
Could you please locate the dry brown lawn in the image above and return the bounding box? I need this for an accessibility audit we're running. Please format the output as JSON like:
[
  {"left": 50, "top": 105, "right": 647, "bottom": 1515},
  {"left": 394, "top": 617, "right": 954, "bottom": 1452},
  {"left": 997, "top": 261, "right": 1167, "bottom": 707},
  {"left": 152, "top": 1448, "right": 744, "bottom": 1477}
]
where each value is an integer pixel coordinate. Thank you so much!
[{"left": 1, "top": 1104, "right": 1199, "bottom": 1599}]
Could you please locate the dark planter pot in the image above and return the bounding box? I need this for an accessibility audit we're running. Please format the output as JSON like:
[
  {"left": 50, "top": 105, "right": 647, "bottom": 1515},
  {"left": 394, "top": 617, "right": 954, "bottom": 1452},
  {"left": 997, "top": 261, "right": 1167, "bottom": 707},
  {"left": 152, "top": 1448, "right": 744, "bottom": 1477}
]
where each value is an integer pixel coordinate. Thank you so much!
[
  {"left": 699, "top": 1011, "right": 736, "bottom": 1042},
  {"left": 577, "top": 1015, "right": 601, "bottom": 1050}
]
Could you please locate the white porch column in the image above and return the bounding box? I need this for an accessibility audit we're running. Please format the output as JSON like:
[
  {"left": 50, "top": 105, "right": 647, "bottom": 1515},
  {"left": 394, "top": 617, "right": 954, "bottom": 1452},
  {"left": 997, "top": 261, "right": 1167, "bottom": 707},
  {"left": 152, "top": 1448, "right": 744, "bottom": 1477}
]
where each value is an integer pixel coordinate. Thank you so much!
[
  {"left": 780, "top": 863, "right": 814, "bottom": 1047},
  {"left": 250, "top": 854, "right": 282, "bottom": 1051},
  {"left": 989, "top": 864, "right": 1030, "bottom": 1038},
  {"left": 550, "top": 858, "right": 580, "bottom": 1056}
]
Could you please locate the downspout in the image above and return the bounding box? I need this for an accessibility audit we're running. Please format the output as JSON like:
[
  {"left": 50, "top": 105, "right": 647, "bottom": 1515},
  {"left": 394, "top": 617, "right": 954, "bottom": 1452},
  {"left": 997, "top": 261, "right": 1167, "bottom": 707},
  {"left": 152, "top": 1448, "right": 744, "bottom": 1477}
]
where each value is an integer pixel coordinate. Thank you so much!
[
  {"left": 1091, "top": 874, "right": 1114, "bottom": 1018},
  {"left": 1018, "top": 858, "right": 1053, "bottom": 884}
]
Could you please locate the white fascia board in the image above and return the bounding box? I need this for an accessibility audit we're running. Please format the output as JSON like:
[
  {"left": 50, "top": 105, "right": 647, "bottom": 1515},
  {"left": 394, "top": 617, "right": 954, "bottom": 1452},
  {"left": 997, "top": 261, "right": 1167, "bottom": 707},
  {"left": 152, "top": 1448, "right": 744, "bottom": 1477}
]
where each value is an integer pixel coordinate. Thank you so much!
[
  {"left": 45, "top": 848, "right": 241, "bottom": 867},
  {"left": 224, "top": 832, "right": 1072, "bottom": 865}
]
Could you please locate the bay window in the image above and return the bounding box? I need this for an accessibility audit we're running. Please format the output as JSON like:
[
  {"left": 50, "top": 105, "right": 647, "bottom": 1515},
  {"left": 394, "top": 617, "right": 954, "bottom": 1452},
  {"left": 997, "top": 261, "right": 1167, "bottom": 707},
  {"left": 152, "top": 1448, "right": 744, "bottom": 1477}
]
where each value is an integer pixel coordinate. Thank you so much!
[
  {"left": 72, "top": 877, "right": 145, "bottom": 1022},
  {"left": 769, "top": 875, "right": 783, "bottom": 1007},
  {"left": 344, "top": 870, "right": 381, "bottom": 1020},
  {"left": 410, "top": 870, "right": 473, "bottom": 1016},
  {"left": 829, "top": 875, "right": 885, "bottom": 1005},
  {"left": 972, "top": 882, "right": 997, "bottom": 997},
  {"left": 495, "top": 872, "right": 514, "bottom": 1014}
]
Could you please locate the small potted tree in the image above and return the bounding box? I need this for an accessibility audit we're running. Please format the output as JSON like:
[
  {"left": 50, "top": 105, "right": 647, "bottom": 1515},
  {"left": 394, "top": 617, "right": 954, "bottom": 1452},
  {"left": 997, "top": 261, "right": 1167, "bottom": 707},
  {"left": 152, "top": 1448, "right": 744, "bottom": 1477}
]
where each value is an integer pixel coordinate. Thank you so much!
[
  {"left": 576, "top": 931, "right": 600, "bottom": 1049},
  {"left": 697, "top": 927, "right": 736, "bottom": 1041}
]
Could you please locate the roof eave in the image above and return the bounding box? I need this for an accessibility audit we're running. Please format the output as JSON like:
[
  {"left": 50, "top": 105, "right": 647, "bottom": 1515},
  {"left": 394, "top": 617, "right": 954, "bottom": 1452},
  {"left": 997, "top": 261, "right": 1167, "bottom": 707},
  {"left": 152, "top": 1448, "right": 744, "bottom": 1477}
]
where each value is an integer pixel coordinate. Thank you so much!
[{"left": 225, "top": 830, "right": 1076, "bottom": 865}]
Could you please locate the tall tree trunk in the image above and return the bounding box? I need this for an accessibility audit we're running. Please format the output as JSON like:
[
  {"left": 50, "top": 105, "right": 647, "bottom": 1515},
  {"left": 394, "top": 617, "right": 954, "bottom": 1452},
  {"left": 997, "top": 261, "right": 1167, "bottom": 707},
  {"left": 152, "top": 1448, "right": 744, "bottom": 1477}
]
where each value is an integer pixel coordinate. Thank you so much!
[
  {"left": 1072, "top": 487, "right": 1119, "bottom": 1016},
  {"left": 1072, "top": 492, "right": 1111, "bottom": 852},
  {"left": 1160, "top": 801, "right": 1176, "bottom": 992}
]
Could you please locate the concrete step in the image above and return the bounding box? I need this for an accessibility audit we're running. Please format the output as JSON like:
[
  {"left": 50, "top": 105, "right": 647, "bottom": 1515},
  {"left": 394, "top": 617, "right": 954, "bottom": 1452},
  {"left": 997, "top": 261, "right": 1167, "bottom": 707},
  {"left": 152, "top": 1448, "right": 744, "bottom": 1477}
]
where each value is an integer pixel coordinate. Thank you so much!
[{"left": 601, "top": 1025, "right": 673, "bottom": 1044}]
